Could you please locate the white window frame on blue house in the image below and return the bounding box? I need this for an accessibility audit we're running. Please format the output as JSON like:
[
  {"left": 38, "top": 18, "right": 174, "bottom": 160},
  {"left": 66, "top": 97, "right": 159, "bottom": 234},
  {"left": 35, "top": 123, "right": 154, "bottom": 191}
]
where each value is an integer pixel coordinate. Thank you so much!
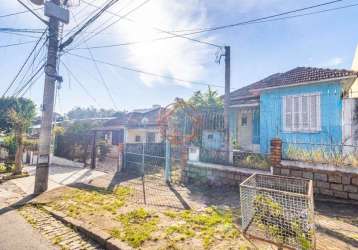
[{"left": 282, "top": 93, "right": 321, "bottom": 132}]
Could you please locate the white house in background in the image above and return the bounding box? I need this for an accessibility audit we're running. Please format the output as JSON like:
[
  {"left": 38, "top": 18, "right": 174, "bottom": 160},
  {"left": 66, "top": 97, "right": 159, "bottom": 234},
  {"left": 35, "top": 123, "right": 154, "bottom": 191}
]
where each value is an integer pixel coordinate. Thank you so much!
[{"left": 96, "top": 105, "right": 164, "bottom": 145}]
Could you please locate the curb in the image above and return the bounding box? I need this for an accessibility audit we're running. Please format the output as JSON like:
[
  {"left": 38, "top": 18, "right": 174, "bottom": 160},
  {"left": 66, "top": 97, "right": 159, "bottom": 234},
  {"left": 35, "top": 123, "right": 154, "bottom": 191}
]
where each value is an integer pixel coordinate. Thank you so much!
[{"left": 42, "top": 206, "right": 132, "bottom": 250}]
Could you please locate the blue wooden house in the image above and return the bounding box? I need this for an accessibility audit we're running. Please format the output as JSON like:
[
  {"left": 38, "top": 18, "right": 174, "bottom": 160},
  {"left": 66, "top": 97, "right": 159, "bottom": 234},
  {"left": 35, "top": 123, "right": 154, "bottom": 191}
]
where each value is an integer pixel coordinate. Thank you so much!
[{"left": 229, "top": 67, "right": 358, "bottom": 155}]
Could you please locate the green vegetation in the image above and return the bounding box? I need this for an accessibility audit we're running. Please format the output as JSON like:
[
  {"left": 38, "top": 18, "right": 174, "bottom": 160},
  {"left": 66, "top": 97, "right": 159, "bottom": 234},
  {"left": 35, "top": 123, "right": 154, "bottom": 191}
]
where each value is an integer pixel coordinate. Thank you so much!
[
  {"left": 188, "top": 87, "right": 223, "bottom": 109},
  {"left": 253, "top": 194, "right": 313, "bottom": 250},
  {"left": 286, "top": 145, "right": 358, "bottom": 167},
  {"left": 0, "top": 97, "right": 36, "bottom": 175},
  {"left": 111, "top": 208, "right": 159, "bottom": 248},
  {"left": 66, "top": 107, "right": 126, "bottom": 120},
  {"left": 0, "top": 163, "right": 13, "bottom": 173},
  {"left": 49, "top": 186, "right": 132, "bottom": 218},
  {"left": 163, "top": 207, "right": 240, "bottom": 249},
  {"left": 241, "top": 154, "right": 271, "bottom": 170},
  {"left": 52, "top": 236, "right": 63, "bottom": 245}
]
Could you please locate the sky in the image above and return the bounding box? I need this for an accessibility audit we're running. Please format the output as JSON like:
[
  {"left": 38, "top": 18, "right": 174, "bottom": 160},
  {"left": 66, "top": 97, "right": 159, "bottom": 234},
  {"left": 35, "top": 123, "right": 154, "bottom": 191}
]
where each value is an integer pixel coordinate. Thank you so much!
[{"left": 1, "top": 0, "right": 358, "bottom": 115}]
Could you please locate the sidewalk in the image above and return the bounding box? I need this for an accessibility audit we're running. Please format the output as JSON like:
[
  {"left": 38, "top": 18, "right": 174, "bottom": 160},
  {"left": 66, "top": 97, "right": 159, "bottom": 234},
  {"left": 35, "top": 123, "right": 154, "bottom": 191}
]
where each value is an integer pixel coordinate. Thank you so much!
[
  {"left": 11, "top": 162, "right": 107, "bottom": 195},
  {"left": 0, "top": 181, "right": 58, "bottom": 250},
  {"left": 0, "top": 159, "right": 109, "bottom": 250}
]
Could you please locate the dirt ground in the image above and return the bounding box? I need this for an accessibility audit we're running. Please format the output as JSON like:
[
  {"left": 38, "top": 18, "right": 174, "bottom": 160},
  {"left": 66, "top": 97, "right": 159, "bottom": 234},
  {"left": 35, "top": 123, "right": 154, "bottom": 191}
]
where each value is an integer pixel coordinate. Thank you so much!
[{"left": 32, "top": 169, "right": 358, "bottom": 250}]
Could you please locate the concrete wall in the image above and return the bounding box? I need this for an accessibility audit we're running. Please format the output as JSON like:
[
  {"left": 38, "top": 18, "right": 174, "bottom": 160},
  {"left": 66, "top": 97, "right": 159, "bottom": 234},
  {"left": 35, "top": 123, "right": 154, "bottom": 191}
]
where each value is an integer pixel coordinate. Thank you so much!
[
  {"left": 260, "top": 81, "right": 343, "bottom": 153},
  {"left": 183, "top": 161, "right": 268, "bottom": 187}
]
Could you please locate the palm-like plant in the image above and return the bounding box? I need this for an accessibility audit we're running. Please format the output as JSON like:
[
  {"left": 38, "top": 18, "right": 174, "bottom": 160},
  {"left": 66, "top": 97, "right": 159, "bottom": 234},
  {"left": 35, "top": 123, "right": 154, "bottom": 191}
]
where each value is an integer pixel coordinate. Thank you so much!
[{"left": 8, "top": 109, "right": 32, "bottom": 175}]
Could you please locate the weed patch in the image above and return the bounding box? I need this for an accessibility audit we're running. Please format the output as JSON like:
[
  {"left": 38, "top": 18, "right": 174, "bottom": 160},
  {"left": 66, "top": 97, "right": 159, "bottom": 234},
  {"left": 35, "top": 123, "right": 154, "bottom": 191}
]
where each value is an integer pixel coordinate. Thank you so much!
[
  {"left": 163, "top": 207, "right": 240, "bottom": 249},
  {"left": 110, "top": 208, "right": 159, "bottom": 248},
  {"left": 49, "top": 186, "right": 132, "bottom": 218}
]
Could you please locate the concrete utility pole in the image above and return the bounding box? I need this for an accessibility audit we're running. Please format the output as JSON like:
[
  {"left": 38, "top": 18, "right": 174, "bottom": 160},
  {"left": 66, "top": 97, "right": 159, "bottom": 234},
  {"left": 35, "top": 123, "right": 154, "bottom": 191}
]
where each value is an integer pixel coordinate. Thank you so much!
[
  {"left": 224, "top": 46, "right": 231, "bottom": 163},
  {"left": 34, "top": 0, "right": 61, "bottom": 194}
]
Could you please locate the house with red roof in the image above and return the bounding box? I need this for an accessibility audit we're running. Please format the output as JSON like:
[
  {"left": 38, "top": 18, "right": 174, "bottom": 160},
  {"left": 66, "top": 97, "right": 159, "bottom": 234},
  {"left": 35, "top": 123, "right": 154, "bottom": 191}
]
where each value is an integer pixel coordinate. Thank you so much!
[{"left": 229, "top": 66, "right": 358, "bottom": 156}]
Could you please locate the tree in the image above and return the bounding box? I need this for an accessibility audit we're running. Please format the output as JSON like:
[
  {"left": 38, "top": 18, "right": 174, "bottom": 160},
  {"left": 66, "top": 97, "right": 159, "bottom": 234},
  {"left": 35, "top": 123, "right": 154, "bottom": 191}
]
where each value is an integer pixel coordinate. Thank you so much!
[
  {"left": 188, "top": 87, "right": 223, "bottom": 109},
  {"left": 66, "top": 107, "right": 126, "bottom": 120},
  {"left": 0, "top": 97, "right": 36, "bottom": 174}
]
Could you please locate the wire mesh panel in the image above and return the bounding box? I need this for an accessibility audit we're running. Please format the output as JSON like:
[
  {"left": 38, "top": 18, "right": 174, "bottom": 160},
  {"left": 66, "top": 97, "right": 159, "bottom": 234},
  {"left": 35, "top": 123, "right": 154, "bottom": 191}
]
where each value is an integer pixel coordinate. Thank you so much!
[
  {"left": 125, "top": 143, "right": 166, "bottom": 178},
  {"left": 240, "top": 174, "right": 315, "bottom": 250}
]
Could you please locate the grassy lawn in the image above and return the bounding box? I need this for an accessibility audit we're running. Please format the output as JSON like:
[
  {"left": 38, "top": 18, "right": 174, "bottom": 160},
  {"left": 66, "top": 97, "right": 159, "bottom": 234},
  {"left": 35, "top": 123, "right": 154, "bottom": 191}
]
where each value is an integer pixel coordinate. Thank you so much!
[{"left": 40, "top": 186, "right": 254, "bottom": 250}]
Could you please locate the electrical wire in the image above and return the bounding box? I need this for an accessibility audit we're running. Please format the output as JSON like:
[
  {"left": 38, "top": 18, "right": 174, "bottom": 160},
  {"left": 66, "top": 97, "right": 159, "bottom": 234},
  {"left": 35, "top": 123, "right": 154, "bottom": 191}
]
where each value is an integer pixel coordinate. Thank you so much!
[
  {"left": 11, "top": 37, "right": 48, "bottom": 96},
  {"left": 0, "top": 7, "right": 42, "bottom": 18},
  {"left": 2, "top": 29, "right": 47, "bottom": 97},
  {"left": 13, "top": 63, "right": 46, "bottom": 97},
  {"left": 69, "top": 9, "right": 118, "bottom": 109},
  {"left": 65, "top": 0, "right": 138, "bottom": 49},
  {"left": 0, "top": 40, "right": 37, "bottom": 48},
  {"left": 61, "top": 61, "right": 101, "bottom": 107},
  {"left": 0, "top": 28, "right": 44, "bottom": 33},
  {"left": 63, "top": 0, "right": 153, "bottom": 51},
  {"left": 80, "top": 0, "right": 223, "bottom": 48},
  {"left": 59, "top": 0, "right": 120, "bottom": 51},
  {"left": 72, "top": 0, "right": 358, "bottom": 51},
  {"left": 66, "top": 52, "right": 225, "bottom": 88},
  {"left": 163, "top": 0, "right": 347, "bottom": 35}
]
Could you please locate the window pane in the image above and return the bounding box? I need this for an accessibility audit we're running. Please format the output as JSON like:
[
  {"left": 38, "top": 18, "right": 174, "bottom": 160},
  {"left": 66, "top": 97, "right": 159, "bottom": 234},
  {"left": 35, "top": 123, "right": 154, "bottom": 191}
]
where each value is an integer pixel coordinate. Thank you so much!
[
  {"left": 310, "top": 95, "right": 317, "bottom": 129},
  {"left": 302, "top": 96, "right": 309, "bottom": 129},
  {"left": 293, "top": 96, "right": 300, "bottom": 130},
  {"left": 285, "top": 96, "right": 292, "bottom": 130}
]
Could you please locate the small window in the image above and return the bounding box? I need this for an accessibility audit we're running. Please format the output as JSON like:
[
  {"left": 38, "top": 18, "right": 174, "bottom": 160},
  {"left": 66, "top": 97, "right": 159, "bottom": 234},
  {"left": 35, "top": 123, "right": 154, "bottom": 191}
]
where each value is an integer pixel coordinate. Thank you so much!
[
  {"left": 241, "top": 115, "right": 248, "bottom": 126},
  {"left": 283, "top": 93, "right": 321, "bottom": 132},
  {"left": 135, "top": 135, "right": 141, "bottom": 142},
  {"left": 207, "top": 134, "right": 214, "bottom": 140}
]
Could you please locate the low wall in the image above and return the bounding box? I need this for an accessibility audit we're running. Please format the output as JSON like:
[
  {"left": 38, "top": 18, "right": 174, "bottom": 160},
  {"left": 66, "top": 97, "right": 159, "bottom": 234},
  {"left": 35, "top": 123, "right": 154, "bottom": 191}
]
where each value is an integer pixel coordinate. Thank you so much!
[
  {"left": 183, "top": 161, "right": 270, "bottom": 187},
  {"left": 273, "top": 160, "right": 358, "bottom": 201}
]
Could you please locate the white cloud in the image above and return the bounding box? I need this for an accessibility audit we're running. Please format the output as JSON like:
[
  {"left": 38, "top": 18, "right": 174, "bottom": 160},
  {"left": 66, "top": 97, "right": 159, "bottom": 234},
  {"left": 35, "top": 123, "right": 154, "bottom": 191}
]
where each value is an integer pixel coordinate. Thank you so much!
[{"left": 114, "top": 0, "right": 217, "bottom": 87}]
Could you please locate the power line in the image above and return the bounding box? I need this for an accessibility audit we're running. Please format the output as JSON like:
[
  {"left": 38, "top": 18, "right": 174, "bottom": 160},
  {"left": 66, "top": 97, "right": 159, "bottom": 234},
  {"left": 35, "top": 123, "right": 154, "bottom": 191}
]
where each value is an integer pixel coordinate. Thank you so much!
[
  {"left": 0, "top": 40, "right": 37, "bottom": 48},
  {"left": 69, "top": 0, "right": 355, "bottom": 51},
  {"left": 13, "top": 63, "right": 46, "bottom": 97},
  {"left": 2, "top": 29, "right": 47, "bottom": 97},
  {"left": 17, "top": 0, "right": 48, "bottom": 24},
  {"left": 0, "top": 28, "right": 44, "bottom": 33},
  {"left": 159, "top": 0, "right": 346, "bottom": 36},
  {"left": 65, "top": 0, "right": 141, "bottom": 49},
  {"left": 63, "top": 0, "right": 153, "bottom": 51},
  {"left": 0, "top": 7, "right": 42, "bottom": 18},
  {"left": 61, "top": 61, "right": 101, "bottom": 107},
  {"left": 69, "top": 9, "right": 118, "bottom": 109},
  {"left": 19, "top": 69, "right": 44, "bottom": 97},
  {"left": 61, "top": 0, "right": 100, "bottom": 40},
  {"left": 80, "top": 0, "right": 223, "bottom": 48},
  {"left": 59, "top": 0, "right": 120, "bottom": 51},
  {"left": 66, "top": 52, "right": 225, "bottom": 88}
]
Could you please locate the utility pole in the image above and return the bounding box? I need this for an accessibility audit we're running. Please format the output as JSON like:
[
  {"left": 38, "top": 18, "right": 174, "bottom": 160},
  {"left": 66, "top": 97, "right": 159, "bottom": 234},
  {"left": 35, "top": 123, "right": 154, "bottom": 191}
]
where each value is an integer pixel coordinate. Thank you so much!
[
  {"left": 34, "top": 0, "right": 61, "bottom": 194},
  {"left": 224, "top": 46, "right": 231, "bottom": 163}
]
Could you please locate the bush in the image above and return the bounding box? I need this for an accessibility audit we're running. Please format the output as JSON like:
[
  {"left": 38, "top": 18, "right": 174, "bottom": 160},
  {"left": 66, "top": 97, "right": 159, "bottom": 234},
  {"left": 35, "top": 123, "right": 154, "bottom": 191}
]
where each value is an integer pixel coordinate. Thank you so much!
[{"left": 3, "top": 135, "right": 17, "bottom": 156}]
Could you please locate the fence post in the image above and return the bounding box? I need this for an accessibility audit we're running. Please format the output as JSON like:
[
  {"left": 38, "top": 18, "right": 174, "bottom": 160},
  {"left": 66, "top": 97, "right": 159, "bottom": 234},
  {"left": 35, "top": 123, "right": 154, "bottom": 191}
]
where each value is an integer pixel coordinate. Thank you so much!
[
  {"left": 165, "top": 138, "right": 171, "bottom": 183},
  {"left": 270, "top": 138, "right": 282, "bottom": 167},
  {"left": 180, "top": 146, "right": 189, "bottom": 183},
  {"left": 91, "top": 131, "right": 97, "bottom": 169}
]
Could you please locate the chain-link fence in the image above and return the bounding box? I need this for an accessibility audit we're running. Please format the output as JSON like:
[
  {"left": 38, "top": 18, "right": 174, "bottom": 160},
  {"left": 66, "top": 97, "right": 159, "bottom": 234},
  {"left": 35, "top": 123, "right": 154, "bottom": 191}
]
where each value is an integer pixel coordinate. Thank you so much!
[
  {"left": 124, "top": 142, "right": 165, "bottom": 178},
  {"left": 240, "top": 174, "right": 315, "bottom": 250}
]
